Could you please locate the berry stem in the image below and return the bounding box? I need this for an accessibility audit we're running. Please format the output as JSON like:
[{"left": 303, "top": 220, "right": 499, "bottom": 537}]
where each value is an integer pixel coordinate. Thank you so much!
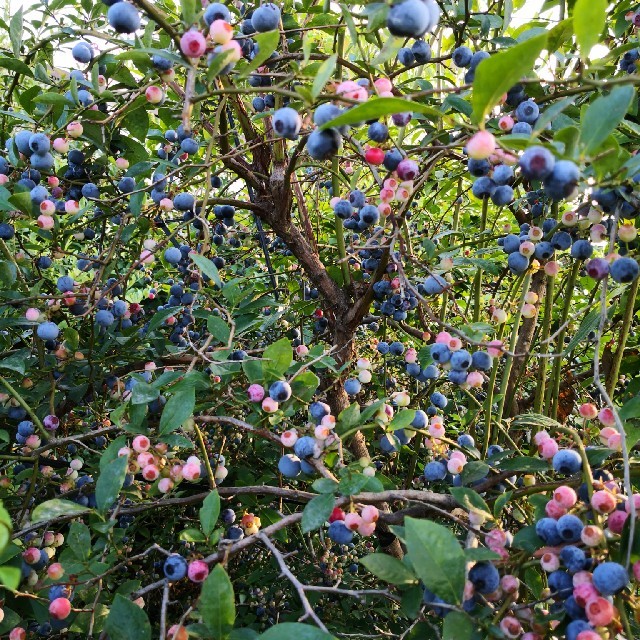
[
  {"left": 495, "top": 272, "right": 532, "bottom": 428},
  {"left": 481, "top": 323, "right": 506, "bottom": 458},
  {"left": 471, "top": 195, "right": 489, "bottom": 323},
  {"left": 605, "top": 275, "right": 639, "bottom": 397},
  {"left": 533, "top": 273, "right": 555, "bottom": 418},
  {"left": 548, "top": 261, "right": 580, "bottom": 419}
]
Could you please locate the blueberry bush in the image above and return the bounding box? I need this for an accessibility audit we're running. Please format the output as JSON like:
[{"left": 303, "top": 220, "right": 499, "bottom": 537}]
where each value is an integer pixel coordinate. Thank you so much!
[{"left": 2, "top": 0, "right": 640, "bottom": 638}]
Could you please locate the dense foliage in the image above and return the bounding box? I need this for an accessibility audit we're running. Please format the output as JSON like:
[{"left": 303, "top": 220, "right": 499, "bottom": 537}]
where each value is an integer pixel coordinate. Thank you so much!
[{"left": 2, "top": 0, "right": 640, "bottom": 638}]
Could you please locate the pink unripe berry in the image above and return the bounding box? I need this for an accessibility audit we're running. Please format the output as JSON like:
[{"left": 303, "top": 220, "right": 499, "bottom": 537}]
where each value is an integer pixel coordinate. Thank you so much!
[
  {"left": 344, "top": 513, "right": 362, "bottom": 531},
  {"left": 115, "top": 157, "right": 129, "bottom": 170},
  {"left": 25, "top": 308, "right": 40, "bottom": 321},
  {"left": 281, "top": 429, "right": 298, "bottom": 447},
  {"left": 361, "top": 505, "right": 379, "bottom": 523},
  {"left": 544, "top": 260, "right": 560, "bottom": 276},
  {"left": 521, "top": 303, "right": 537, "bottom": 318},
  {"left": 539, "top": 438, "right": 559, "bottom": 460},
  {"left": 435, "top": 331, "right": 451, "bottom": 344},
  {"left": 585, "top": 596, "right": 615, "bottom": 626},
  {"left": 374, "top": 77, "right": 393, "bottom": 94},
  {"left": 158, "top": 477, "right": 174, "bottom": 493},
  {"left": 145, "top": 85, "right": 164, "bottom": 104},
  {"left": 618, "top": 222, "right": 637, "bottom": 243},
  {"left": 247, "top": 384, "right": 265, "bottom": 402},
  {"left": 262, "top": 397, "right": 278, "bottom": 412},
  {"left": 49, "top": 597, "right": 71, "bottom": 620},
  {"left": 220, "top": 39, "right": 243, "bottom": 62},
  {"left": 37, "top": 215, "right": 55, "bottom": 230},
  {"left": 579, "top": 403, "right": 598, "bottom": 419},
  {"left": 137, "top": 452, "right": 154, "bottom": 468},
  {"left": 296, "top": 344, "right": 309, "bottom": 356},
  {"left": 591, "top": 490, "right": 616, "bottom": 514},
  {"left": 168, "top": 625, "right": 189, "bottom": 640},
  {"left": 209, "top": 19, "right": 233, "bottom": 44},
  {"left": 47, "top": 563, "right": 64, "bottom": 580},
  {"left": 396, "top": 159, "right": 419, "bottom": 181},
  {"left": 132, "top": 435, "right": 150, "bottom": 452},
  {"left": 598, "top": 407, "right": 615, "bottom": 427},
  {"left": 22, "top": 547, "right": 40, "bottom": 564},
  {"left": 65, "top": 200, "right": 80, "bottom": 214},
  {"left": 448, "top": 337, "right": 462, "bottom": 351},
  {"left": 498, "top": 115, "right": 514, "bottom": 131},
  {"left": 553, "top": 485, "right": 577, "bottom": 509},
  {"left": 0, "top": 174, "right": 8, "bottom": 185},
  {"left": 378, "top": 202, "right": 391, "bottom": 216},
  {"left": 561, "top": 210, "right": 578, "bottom": 226},
  {"left": 466, "top": 371, "right": 484, "bottom": 388},
  {"left": 576, "top": 631, "right": 602, "bottom": 640},
  {"left": 357, "top": 521, "right": 376, "bottom": 536},
  {"left": 540, "top": 552, "right": 559, "bottom": 572},
  {"left": 573, "top": 581, "right": 598, "bottom": 606},
  {"left": 633, "top": 560, "right": 640, "bottom": 581},
  {"left": 182, "top": 462, "right": 201, "bottom": 481},
  {"left": 626, "top": 493, "right": 640, "bottom": 513},
  {"left": 492, "top": 308, "right": 508, "bottom": 323},
  {"left": 40, "top": 200, "right": 55, "bottom": 215},
  {"left": 466, "top": 130, "right": 496, "bottom": 160},
  {"left": 67, "top": 121, "right": 83, "bottom": 138},
  {"left": 519, "top": 240, "right": 535, "bottom": 257},
  {"left": 501, "top": 574, "right": 519, "bottom": 594},
  {"left": 180, "top": 29, "right": 207, "bottom": 58},
  {"left": 53, "top": 138, "right": 69, "bottom": 153},
  {"left": 142, "top": 464, "right": 159, "bottom": 481},
  {"left": 581, "top": 524, "right": 604, "bottom": 547},
  {"left": 188, "top": 559, "right": 209, "bottom": 582},
  {"left": 607, "top": 509, "right": 629, "bottom": 534},
  {"left": 9, "top": 628, "right": 26, "bottom": 640},
  {"left": 545, "top": 500, "right": 566, "bottom": 519},
  {"left": 499, "top": 616, "right": 522, "bottom": 639}
]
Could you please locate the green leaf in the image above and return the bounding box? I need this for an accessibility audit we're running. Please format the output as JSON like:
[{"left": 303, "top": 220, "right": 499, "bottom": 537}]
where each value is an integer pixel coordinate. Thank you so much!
[
  {"left": 359, "top": 553, "right": 417, "bottom": 585},
  {"left": 579, "top": 85, "right": 635, "bottom": 155},
  {"left": 338, "top": 402, "right": 361, "bottom": 430},
  {"left": 208, "top": 315, "right": 231, "bottom": 345},
  {"left": 338, "top": 472, "right": 369, "bottom": 496},
  {"left": 122, "top": 107, "right": 149, "bottom": 142},
  {"left": 33, "top": 92, "right": 75, "bottom": 106},
  {"left": 263, "top": 337, "right": 293, "bottom": 379},
  {"left": 498, "top": 456, "right": 549, "bottom": 472},
  {"left": 449, "top": 487, "right": 492, "bottom": 519},
  {"left": 512, "top": 524, "right": 544, "bottom": 553},
  {"left": 301, "top": 493, "right": 334, "bottom": 533},
  {"left": 291, "top": 371, "right": 320, "bottom": 403},
  {"left": 95, "top": 455, "right": 129, "bottom": 513},
  {"left": 207, "top": 49, "right": 237, "bottom": 82},
  {"left": 159, "top": 386, "right": 196, "bottom": 434},
  {"left": 0, "top": 349, "right": 31, "bottom": 375},
  {"left": 147, "top": 306, "right": 182, "bottom": 334},
  {"left": 260, "top": 623, "right": 336, "bottom": 640},
  {"left": 460, "top": 461, "right": 490, "bottom": 485},
  {"left": 68, "top": 522, "right": 92, "bottom": 560},
  {"left": 191, "top": 253, "right": 222, "bottom": 288},
  {"left": 9, "top": 7, "right": 22, "bottom": 57},
  {"left": 0, "top": 57, "right": 32, "bottom": 77},
  {"left": 443, "top": 612, "right": 474, "bottom": 640},
  {"left": 311, "top": 54, "right": 337, "bottom": 99},
  {"left": 371, "top": 35, "right": 402, "bottom": 66},
  {"left": 311, "top": 478, "right": 338, "bottom": 494},
  {"left": 573, "top": 0, "right": 606, "bottom": 59},
  {"left": 620, "top": 396, "right": 640, "bottom": 421},
  {"left": 0, "top": 566, "right": 20, "bottom": 590},
  {"left": 104, "top": 594, "right": 152, "bottom": 640},
  {"left": 471, "top": 33, "right": 548, "bottom": 124},
  {"left": 389, "top": 409, "right": 416, "bottom": 431},
  {"left": 200, "top": 490, "right": 221, "bottom": 537},
  {"left": 31, "top": 499, "right": 89, "bottom": 522},
  {"left": 464, "top": 547, "right": 502, "bottom": 562},
  {"left": 179, "top": 528, "right": 207, "bottom": 542},
  {"left": 9, "top": 191, "right": 34, "bottom": 215},
  {"left": 130, "top": 381, "right": 160, "bottom": 405},
  {"left": 404, "top": 517, "right": 465, "bottom": 604},
  {"left": 239, "top": 30, "right": 281, "bottom": 78},
  {"left": 199, "top": 565, "right": 236, "bottom": 639},
  {"left": 181, "top": 0, "right": 196, "bottom": 25},
  {"left": 321, "top": 98, "right": 442, "bottom": 130}
]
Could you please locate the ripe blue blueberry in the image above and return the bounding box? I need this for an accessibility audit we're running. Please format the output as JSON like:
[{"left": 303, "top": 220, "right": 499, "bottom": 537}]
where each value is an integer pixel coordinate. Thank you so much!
[
  {"left": 544, "top": 160, "right": 580, "bottom": 201},
  {"left": 411, "top": 40, "right": 431, "bottom": 63},
  {"left": 294, "top": 436, "right": 316, "bottom": 459},
  {"left": 251, "top": 3, "right": 281, "bottom": 32},
  {"left": 457, "top": 434, "right": 475, "bottom": 448},
  {"left": 519, "top": 146, "right": 555, "bottom": 181},
  {"left": 471, "top": 177, "right": 496, "bottom": 199},
  {"left": 29, "top": 133, "right": 50, "bottom": 155},
  {"left": 534, "top": 241, "right": 554, "bottom": 261},
  {"left": 492, "top": 164, "right": 513, "bottom": 185},
  {"left": 328, "top": 521, "right": 353, "bottom": 544},
  {"left": 397, "top": 47, "right": 416, "bottom": 66},
  {"left": 515, "top": 99, "right": 539, "bottom": 124},
  {"left": 468, "top": 561, "right": 500, "bottom": 594},
  {"left": 551, "top": 230, "right": 572, "bottom": 251},
  {"left": 269, "top": 380, "right": 292, "bottom": 402},
  {"left": 368, "top": 122, "right": 389, "bottom": 143},
  {"left": 468, "top": 158, "right": 491, "bottom": 177},
  {"left": 429, "top": 342, "right": 451, "bottom": 363},
  {"left": 592, "top": 561, "right": 629, "bottom": 595},
  {"left": 535, "top": 517, "right": 563, "bottom": 545},
  {"left": 164, "top": 247, "right": 183, "bottom": 264},
  {"left": 570, "top": 239, "right": 593, "bottom": 261},
  {"left": 344, "top": 378, "right": 362, "bottom": 395},
  {"left": 560, "top": 546, "right": 587, "bottom": 574},
  {"left": 72, "top": 42, "right": 93, "bottom": 64},
  {"left": 471, "top": 351, "right": 492, "bottom": 371},
  {"left": 507, "top": 252, "right": 529, "bottom": 275},
  {"left": 379, "top": 433, "right": 399, "bottom": 453},
  {"left": 383, "top": 149, "right": 403, "bottom": 171},
  {"left": 313, "top": 103, "right": 342, "bottom": 126},
  {"left": 82, "top": 183, "right": 100, "bottom": 199},
  {"left": 204, "top": 2, "right": 231, "bottom": 24},
  {"left": 387, "top": 0, "right": 434, "bottom": 38},
  {"left": 452, "top": 45, "right": 473, "bottom": 68},
  {"left": 222, "top": 508, "right": 236, "bottom": 524},
  {"left": 163, "top": 554, "right": 188, "bottom": 581},
  {"left": 117, "top": 176, "right": 135, "bottom": 193},
  {"left": 389, "top": 341, "right": 404, "bottom": 356},
  {"left": 226, "top": 525, "right": 244, "bottom": 540},
  {"left": 376, "top": 341, "right": 390, "bottom": 355},
  {"left": 411, "top": 410, "right": 428, "bottom": 428},
  {"left": 174, "top": 193, "right": 195, "bottom": 211},
  {"left": 273, "top": 107, "right": 302, "bottom": 140},
  {"left": 502, "top": 234, "right": 521, "bottom": 254},
  {"left": 610, "top": 257, "right": 639, "bottom": 283},
  {"left": 548, "top": 570, "right": 573, "bottom": 598},
  {"left": 423, "top": 461, "right": 447, "bottom": 481},
  {"left": 107, "top": 1, "right": 141, "bottom": 33},
  {"left": 278, "top": 454, "right": 301, "bottom": 478},
  {"left": 306, "top": 128, "right": 341, "bottom": 161},
  {"left": 552, "top": 449, "right": 582, "bottom": 475},
  {"left": 37, "top": 322, "right": 59, "bottom": 341},
  {"left": 430, "top": 391, "right": 447, "bottom": 409},
  {"left": 423, "top": 274, "right": 447, "bottom": 295},
  {"left": 556, "top": 514, "right": 583, "bottom": 543},
  {"left": 491, "top": 185, "right": 514, "bottom": 206},
  {"left": 96, "top": 310, "right": 115, "bottom": 327},
  {"left": 566, "top": 621, "right": 591, "bottom": 640}
]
